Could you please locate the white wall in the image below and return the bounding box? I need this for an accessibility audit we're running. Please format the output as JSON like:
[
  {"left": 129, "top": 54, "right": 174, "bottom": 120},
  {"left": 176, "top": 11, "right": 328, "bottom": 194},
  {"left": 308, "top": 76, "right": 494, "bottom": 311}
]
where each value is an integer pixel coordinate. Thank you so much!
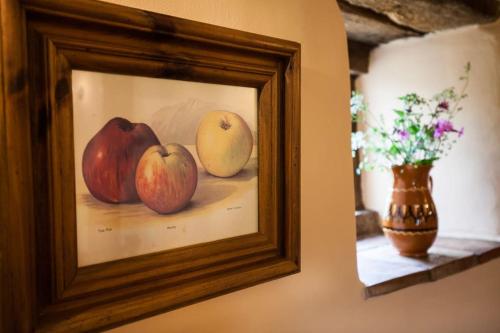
[
  {"left": 84, "top": 1, "right": 500, "bottom": 332},
  {"left": 359, "top": 21, "right": 500, "bottom": 240}
]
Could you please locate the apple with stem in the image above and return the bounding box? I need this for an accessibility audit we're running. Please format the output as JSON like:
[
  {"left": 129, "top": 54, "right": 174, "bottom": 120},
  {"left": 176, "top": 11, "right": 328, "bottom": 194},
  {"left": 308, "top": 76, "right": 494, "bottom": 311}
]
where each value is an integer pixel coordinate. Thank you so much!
[
  {"left": 135, "top": 143, "right": 198, "bottom": 214},
  {"left": 82, "top": 117, "right": 160, "bottom": 203},
  {"left": 196, "top": 111, "right": 253, "bottom": 177}
]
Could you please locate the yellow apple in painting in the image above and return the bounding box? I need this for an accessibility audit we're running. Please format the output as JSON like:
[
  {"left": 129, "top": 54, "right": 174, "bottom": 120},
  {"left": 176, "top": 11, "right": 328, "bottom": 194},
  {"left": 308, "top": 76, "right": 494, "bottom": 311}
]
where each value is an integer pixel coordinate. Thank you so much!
[{"left": 196, "top": 111, "right": 253, "bottom": 177}]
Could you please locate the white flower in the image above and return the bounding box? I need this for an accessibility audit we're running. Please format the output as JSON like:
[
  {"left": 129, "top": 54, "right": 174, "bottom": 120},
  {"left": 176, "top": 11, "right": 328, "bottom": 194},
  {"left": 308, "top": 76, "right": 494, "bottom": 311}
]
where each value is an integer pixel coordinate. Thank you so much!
[{"left": 351, "top": 131, "right": 365, "bottom": 154}]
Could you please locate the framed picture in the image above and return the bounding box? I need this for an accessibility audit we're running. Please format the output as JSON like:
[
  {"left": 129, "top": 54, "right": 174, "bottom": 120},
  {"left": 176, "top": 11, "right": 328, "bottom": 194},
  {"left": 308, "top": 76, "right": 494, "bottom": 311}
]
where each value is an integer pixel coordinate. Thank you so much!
[{"left": 0, "top": 0, "right": 300, "bottom": 331}]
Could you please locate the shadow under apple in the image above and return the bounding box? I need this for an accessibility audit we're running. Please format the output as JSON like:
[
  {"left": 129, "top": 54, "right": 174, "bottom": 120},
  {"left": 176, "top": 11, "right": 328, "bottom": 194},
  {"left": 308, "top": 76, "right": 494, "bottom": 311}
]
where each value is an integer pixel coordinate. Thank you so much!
[
  {"left": 198, "top": 156, "right": 257, "bottom": 183},
  {"left": 78, "top": 155, "right": 257, "bottom": 217},
  {"left": 79, "top": 181, "right": 239, "bottom": 218}
]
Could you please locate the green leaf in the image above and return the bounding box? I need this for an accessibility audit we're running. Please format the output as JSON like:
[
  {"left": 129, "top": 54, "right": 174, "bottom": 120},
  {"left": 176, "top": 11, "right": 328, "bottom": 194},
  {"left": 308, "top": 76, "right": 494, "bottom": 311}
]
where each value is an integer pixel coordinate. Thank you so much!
[
  {"left": 408, "top": 125, "right": 419, "bottom": 134},
  {"left": 393, "top": 109, "right": 406, "bottom": 117},
  {"left": 389, "top": 145, "right": 399, "bottom": 155},
  {"left": 415, "top": 158, "right": 438, "bottom": 165}
]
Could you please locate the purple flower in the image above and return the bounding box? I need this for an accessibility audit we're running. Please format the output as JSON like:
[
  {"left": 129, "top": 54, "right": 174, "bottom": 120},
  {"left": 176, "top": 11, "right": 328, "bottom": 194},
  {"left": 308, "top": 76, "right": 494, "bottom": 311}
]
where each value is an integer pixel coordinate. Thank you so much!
[
  {"left": 434, "top": 119, "right": 454, "bottom": 138},
  {"left": 458, "top": 127, "right": 464, "bottom": 137},
  {"left": 438, "top": 101, "right": 449, "bottom": 111},
  {"left": 437, "top": 119, "right": 454, "bottom": 131},
  {"left": 397, "top": 129, "right": 410, "bottom": 141}
]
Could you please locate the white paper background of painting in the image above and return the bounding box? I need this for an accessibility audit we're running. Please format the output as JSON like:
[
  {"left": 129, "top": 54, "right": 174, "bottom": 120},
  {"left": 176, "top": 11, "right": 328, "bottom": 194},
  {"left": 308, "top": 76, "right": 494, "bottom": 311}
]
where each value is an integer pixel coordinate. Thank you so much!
[{"left": 72, "top": 70, "right": 258, "bottom": 267}]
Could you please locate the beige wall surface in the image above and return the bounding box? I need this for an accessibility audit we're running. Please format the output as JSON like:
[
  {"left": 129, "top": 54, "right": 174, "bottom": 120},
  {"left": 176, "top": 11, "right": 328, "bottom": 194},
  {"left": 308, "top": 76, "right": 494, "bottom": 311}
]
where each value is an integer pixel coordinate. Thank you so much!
[
  {"left": 359, "top": 21, "right": 500, "bottom": 241},
  {"left": 86, "top": 1, "right": 500, "bottom": 332}
]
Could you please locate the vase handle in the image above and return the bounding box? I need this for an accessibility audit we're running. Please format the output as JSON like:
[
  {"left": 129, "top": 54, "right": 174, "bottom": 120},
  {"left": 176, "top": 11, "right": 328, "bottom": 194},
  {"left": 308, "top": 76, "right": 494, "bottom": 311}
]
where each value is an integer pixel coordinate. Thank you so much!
[{"left": 428, "top": 175, "right": 433, "bottom": 193}]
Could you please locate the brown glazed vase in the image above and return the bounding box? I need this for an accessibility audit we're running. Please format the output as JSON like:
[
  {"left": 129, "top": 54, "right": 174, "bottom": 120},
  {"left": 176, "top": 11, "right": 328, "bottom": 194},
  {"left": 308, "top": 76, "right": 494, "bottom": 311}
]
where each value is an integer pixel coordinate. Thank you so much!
[{"left": 382, "top": 164, "right": 437, "bottom": 257}]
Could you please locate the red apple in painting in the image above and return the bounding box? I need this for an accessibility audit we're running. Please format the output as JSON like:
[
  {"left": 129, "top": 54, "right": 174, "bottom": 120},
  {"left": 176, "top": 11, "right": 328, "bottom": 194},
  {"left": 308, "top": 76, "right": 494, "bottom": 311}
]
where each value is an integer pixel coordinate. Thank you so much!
[
  {"left": 82, "top": 117, "right": 160, "bottom": 203},
  {"left": 135, "top": 144, "right": 198, "bottom": 214}
]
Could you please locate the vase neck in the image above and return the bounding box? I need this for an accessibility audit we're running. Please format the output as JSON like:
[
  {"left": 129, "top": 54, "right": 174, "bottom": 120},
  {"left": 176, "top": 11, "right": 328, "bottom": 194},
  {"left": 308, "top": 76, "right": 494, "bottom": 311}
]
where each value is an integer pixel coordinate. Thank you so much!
[{"left": 392, "top": 165, "right": 432, "bottom": 188}]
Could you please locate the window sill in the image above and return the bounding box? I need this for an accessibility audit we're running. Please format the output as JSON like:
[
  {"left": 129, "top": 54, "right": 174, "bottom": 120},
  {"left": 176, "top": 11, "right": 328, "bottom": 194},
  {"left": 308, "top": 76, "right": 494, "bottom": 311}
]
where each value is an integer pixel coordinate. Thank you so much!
[{"left": 357, "top": 235, "right": 500, "bottom": 298}]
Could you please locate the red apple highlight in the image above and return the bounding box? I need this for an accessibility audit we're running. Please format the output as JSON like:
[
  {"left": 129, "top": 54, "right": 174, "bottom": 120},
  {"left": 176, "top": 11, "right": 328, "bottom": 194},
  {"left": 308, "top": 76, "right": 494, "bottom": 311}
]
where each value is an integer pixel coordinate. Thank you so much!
[
  {"left": 82, "top": 117, "right": 160, "bottom": 203},
  {"left": 135, "top": 143, "right": 198, "bottom": 214},
  {"left": 196, "top": 111, "right": 253, "bottom": 177}
]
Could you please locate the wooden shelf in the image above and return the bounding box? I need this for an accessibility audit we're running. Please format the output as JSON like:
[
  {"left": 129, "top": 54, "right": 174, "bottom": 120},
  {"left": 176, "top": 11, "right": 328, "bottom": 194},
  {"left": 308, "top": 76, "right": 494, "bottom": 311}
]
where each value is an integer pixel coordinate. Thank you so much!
[{"left": 357, "top": 235, "right": 500, "bottom": 297}]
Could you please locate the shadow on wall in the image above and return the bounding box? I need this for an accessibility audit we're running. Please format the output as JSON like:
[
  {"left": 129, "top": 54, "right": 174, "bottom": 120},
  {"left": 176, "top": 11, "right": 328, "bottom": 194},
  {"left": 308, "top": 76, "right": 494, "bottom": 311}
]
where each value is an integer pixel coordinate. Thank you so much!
[{"left": 150, "top": 99, "right": 258, "bottom": 145}]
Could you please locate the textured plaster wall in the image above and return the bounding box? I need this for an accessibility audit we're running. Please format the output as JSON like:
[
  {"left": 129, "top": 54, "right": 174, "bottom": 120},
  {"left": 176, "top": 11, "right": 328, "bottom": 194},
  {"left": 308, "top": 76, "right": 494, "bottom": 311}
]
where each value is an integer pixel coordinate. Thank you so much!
[
  {"left": 93, "top": 1, "right": 500, "bottom": 332},
  {"left": 359, "top": 21, "right": 500, "bottom": 240}
]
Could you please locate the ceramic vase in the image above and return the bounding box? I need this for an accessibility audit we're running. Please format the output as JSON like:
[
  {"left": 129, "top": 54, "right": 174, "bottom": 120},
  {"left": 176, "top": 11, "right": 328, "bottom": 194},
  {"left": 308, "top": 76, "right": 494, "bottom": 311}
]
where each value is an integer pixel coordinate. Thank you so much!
[{"left": 382, "top": 164, "right": 437, "bottom": 257}]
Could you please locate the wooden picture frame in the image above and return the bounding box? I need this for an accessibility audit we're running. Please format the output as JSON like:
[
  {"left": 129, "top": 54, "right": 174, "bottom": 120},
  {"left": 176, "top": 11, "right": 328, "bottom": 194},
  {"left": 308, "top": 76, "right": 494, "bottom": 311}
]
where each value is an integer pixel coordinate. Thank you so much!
[{"left": 0, "top": 0, "right": 300, "bottom": 331}]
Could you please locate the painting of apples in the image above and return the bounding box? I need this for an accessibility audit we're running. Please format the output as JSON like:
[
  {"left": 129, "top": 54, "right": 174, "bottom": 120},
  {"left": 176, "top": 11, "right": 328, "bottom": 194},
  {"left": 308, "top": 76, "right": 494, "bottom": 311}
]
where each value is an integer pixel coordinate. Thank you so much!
[{"left": 73, "top": 70, "right": 258, "bottom": 267}]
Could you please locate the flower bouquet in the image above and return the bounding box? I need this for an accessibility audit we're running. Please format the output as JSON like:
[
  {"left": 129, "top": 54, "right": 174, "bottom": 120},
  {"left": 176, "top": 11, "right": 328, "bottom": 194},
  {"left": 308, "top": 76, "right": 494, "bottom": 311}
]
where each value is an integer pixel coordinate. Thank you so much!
[{"left": 351, "top": 62, "right": 470, "bottom": 172}]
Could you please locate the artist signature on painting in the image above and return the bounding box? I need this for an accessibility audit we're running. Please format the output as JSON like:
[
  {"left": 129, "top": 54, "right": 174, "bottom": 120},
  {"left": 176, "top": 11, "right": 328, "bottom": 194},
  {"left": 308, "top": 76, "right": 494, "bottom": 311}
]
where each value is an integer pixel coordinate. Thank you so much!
[
  {"left": 227, "top": 206, "right": 242, "bottom": 211},
  {"left": 97, "top": 227, "right": 112, "bottom": 233}
]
